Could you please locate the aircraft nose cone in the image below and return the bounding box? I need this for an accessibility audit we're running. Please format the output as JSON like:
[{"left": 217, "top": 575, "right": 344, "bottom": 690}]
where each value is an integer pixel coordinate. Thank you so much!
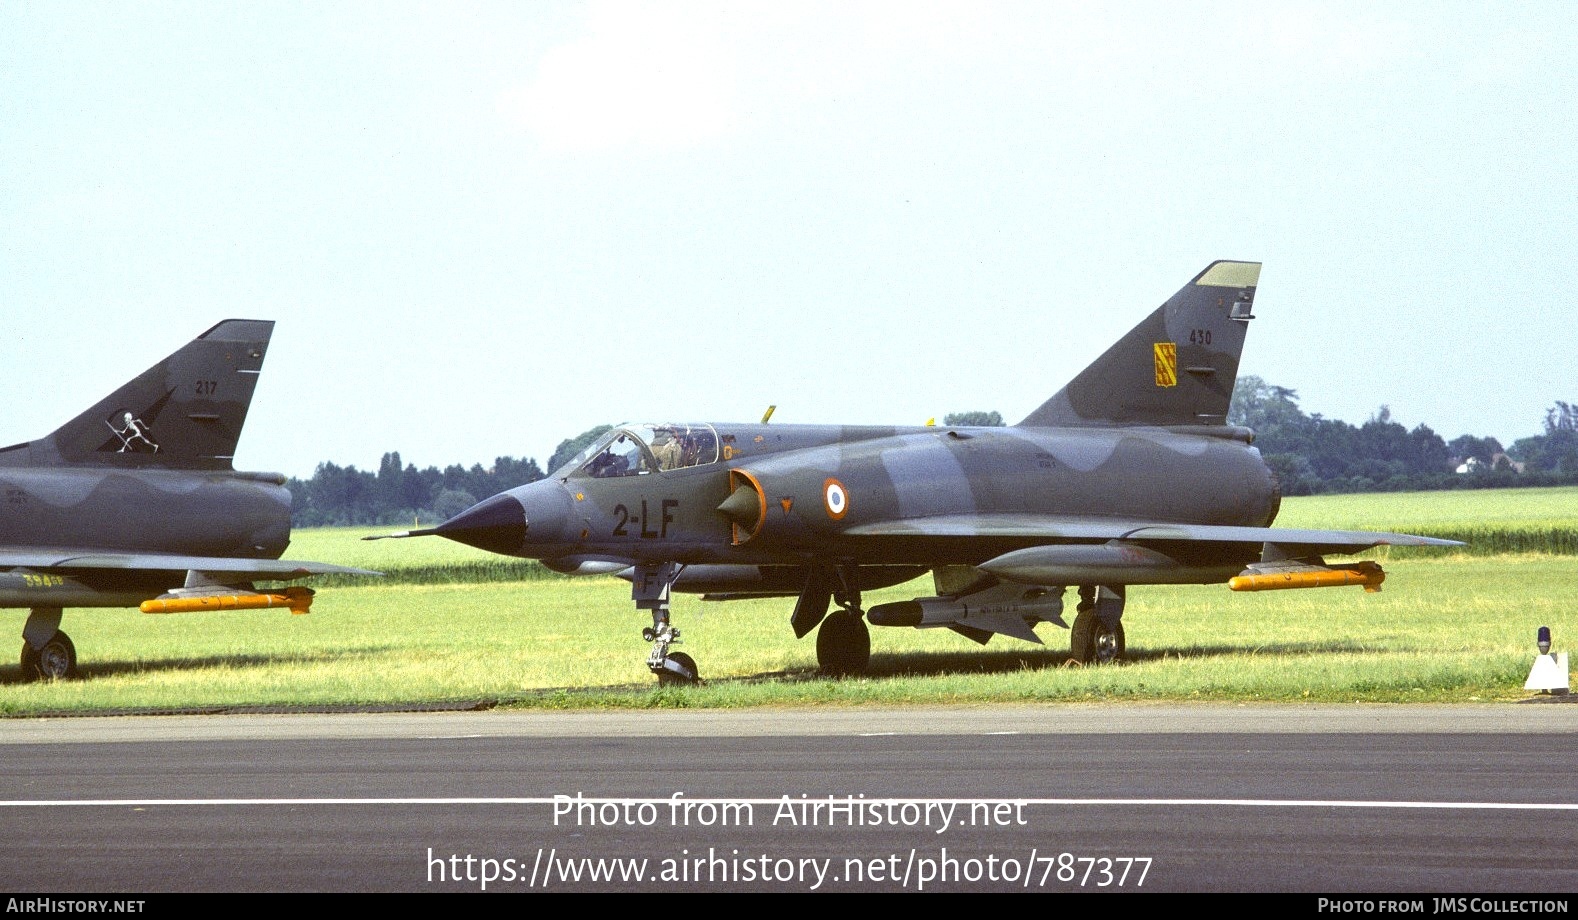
[
  {"left": 515, "top": 481, "right": 572, "bottom": 547},
  {"left": 433, "top": 493, "right": 528, "bottom": 555}
]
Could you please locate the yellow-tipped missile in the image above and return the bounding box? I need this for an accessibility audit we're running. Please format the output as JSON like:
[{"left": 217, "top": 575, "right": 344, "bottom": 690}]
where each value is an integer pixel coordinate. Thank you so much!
[
  {"left": 1229, "top": 561, "right": 1384, "bottom": 593},
  {"left": 140, "top": 586, "right": 315, "bottom": 615}
]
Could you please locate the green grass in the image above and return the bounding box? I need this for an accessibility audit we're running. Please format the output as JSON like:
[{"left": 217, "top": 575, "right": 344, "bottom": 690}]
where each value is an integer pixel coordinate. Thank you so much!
[
  {"left": 1276, "top": 486, "right": 1578, "bottom": 529},
  {"left": 289, "top": 526, "right": 554, "bottom": 585},
  {"left": 3, "top": 486, "right": 1572, "bottom": 714},
  {"left": 1275, "top": 486, "right": 1578, "bottom": 555},
  {"left": 3, "top": 553, "right": 1571, "bottom": 714}
]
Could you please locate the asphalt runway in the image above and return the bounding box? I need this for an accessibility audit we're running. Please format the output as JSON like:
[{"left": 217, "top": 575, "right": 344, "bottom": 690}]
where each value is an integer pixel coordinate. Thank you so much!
[{"left": 2, "top": 703, "right": 1576, "bottom": 894}]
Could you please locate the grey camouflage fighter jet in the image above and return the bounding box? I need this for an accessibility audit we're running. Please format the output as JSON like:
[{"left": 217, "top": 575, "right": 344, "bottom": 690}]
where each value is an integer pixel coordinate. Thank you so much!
[
  {"left": 2, "top": 320, "right": 376, "bottom": 680},
  {"left": 377, "top": 261, "right": 1460, "bottom": 682}
]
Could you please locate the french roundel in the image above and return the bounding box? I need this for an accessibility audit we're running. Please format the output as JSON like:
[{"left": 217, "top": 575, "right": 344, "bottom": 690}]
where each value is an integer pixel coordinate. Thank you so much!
[{"left": 823, "top": 478, "right": 849, "bottom": 520}]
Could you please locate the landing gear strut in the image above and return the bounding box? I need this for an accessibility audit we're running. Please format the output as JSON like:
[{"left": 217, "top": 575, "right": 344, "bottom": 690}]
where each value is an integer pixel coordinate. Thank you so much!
[
  {"left": 20, "top": 607, "right": 77, "bottom": 681},
  {"left": 1070, "top": 585, "right": 1126, "bottom": 665},
  {"left": 634, "top": 562, "right": 698, "bottom": 684},
  {"left": 816, "top": 572, "right": 870, "bottom": 677}
]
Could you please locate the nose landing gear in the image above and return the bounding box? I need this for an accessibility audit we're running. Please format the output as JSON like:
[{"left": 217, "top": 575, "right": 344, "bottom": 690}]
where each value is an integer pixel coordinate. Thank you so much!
[{"left": 634, "top": 562, "right": 699, "bottom": 684}]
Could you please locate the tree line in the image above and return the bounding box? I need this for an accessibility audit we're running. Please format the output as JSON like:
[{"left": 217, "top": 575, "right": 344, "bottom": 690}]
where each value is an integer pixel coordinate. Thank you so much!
[
  {"left": 1226, "top": 379, "right": 1578, "bottom": 495},
  {"left": 287, "top": 452, "right": 546, "bottom": 527},
  {"left": 288, "top": 389, "right": 1578, "bottom": 526}
]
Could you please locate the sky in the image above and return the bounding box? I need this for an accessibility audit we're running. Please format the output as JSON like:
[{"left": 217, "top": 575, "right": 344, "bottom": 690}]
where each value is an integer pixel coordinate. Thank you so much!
[{"left": 3, "top": 1, "right": 1575, "bottom": 479}]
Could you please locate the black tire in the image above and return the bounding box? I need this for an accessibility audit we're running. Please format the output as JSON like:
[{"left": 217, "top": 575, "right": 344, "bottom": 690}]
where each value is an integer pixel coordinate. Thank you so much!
[
  {"left": 20, "top": 630, "right": 78, "bottom": 681},
  {"left": 657, "top": 651, "right": 699, "bottom": 685},
  {"left": 1069, "top": 611, "right": 1124, "bottom": 665},
  {"left": 816, "top": 610, "right": 871, "bottom": 677}
]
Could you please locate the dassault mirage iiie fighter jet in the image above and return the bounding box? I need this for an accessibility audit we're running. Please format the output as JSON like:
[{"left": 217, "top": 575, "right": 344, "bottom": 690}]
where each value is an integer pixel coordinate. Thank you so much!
[
  {"left": 378, "top": 261, "right": 1459, "bottom": 683},
  {"left": 1, "top": 320, "right": 376, "bottom": 680}
]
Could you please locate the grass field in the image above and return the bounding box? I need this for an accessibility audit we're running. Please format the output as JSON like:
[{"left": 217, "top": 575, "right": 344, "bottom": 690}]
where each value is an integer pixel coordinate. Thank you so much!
[
  {"left": 1273, "top": 486, "right": 1578, "bottom": 555},
  {"left": 1, "top": 487, "right": 1573, "bottom": 714}
]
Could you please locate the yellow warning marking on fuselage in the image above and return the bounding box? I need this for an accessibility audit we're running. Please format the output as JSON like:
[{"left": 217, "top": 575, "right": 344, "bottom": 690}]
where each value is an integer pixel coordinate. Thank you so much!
[{"left": 1154, "top": 342, "right": 1178, "bottom": 387}]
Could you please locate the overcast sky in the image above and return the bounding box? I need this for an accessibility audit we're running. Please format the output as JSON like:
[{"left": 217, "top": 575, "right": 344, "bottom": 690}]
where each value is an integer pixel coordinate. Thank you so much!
[{"left": 3, "top": 1, "right": 1574, "bottom": 478}]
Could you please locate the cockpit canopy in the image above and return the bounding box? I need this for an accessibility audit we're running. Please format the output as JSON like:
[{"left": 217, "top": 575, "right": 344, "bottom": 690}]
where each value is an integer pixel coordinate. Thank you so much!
[{"left": 563, "top": 424, "right": 720, "bottom": 479}]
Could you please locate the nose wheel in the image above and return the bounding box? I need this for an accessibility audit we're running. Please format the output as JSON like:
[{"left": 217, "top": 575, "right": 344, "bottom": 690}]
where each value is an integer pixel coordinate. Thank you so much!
[
  {"left": 635, "top": 562, "right": 700, "bottom": 685},
  {"left": 643, "top": 622, "right": 699, "bottom": 684},
  {"left": 657, "top": 651, "right": 699, "bottom": 686}
]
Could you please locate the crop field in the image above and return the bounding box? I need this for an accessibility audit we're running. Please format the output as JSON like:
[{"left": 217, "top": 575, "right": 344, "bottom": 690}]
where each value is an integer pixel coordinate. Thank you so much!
[
  {"left": 1, "top": 487, "right": 1574, "bottom": 714},
  {"left": 1274, "top": 486, "right": 1578, "bottom": 555}
]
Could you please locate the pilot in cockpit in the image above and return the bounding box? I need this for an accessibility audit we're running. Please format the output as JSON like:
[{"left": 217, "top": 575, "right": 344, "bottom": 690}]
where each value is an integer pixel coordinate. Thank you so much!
[
  {"left": 587, "top": 448, "right": 625, "bottom": 478},
  {"left": 653, "top": 430, "right": 684, "bottom": 471}
]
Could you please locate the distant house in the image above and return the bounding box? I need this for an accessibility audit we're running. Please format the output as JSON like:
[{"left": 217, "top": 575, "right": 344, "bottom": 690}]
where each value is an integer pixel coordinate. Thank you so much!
[{"left": 1455, "top": 454, "right": 1525, "bottom": 474}]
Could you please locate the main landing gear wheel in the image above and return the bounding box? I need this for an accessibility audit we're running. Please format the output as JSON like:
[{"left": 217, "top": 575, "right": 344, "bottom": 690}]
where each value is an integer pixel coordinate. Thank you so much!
[
  {"left": 20, "top": 630, "right": 77, "bottom": 681},
  {"left": 657, "top": 651, "right": 699, "bottom": 686},
  {"left": 816, "top": 610, "right": 870, "bottom": 677},
  {"left": 1070, "top": 610, "right": 1125, "bottom": 665}
]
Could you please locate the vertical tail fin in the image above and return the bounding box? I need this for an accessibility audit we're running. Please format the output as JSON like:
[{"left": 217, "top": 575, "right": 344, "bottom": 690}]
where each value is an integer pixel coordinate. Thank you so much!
[
  {"left": 1018, "top": 260, "right": 1260, "bottom": 428},
  {"left": 26, "top": 319, "right": 275, "bottom": 470}
]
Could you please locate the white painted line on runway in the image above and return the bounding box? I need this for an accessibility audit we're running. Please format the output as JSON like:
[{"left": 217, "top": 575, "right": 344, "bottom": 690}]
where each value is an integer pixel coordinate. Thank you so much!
[{"left": 2, "top": 797, "right": 1576, "bottom": 810}]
